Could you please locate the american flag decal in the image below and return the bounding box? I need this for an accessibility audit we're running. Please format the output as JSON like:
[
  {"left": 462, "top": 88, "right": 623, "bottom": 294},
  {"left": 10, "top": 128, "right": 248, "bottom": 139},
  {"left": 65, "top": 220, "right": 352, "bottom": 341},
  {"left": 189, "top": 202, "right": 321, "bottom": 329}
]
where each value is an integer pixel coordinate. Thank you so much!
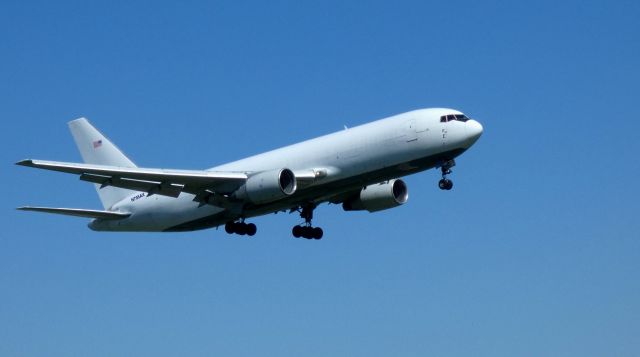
[{"left": 93, "top": 139, "right": 102, "bottom": 148}]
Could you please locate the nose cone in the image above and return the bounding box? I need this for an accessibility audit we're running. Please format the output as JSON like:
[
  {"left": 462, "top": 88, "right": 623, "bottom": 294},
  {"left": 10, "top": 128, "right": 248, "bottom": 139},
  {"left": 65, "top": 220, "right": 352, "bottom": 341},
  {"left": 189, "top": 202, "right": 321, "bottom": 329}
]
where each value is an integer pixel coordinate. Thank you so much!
[{"left": 464, "top": 119, "right": 483, "bottom": 147}]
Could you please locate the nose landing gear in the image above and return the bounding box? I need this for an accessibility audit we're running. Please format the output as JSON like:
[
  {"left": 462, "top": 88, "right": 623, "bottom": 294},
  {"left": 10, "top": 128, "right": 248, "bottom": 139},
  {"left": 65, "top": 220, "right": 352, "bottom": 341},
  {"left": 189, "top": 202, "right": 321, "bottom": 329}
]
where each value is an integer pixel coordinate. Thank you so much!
[
  {"left": 438, "top": 177, "right": 453, "bottom": 190},
  {"left": 292, "top": 204, "right": 323, "bottom": 240},
  {"left": 438, "top": 159, "right": 455, "bottom": 191}
]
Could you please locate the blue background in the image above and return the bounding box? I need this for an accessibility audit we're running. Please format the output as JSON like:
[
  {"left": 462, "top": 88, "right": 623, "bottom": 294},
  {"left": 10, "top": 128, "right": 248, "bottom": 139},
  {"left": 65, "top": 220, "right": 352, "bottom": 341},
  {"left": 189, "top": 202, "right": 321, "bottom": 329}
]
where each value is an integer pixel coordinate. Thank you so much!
[{"left": 2, "top": 1, "right": 639, "bottom": 355}]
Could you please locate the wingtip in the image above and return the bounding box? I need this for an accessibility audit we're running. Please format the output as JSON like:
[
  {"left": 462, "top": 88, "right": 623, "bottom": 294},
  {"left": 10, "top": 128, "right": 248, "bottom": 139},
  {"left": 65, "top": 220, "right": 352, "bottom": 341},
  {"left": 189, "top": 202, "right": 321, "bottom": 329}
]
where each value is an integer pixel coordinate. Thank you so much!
[{"left": 16, "top": 159, "right": 34, "bottom": 167}]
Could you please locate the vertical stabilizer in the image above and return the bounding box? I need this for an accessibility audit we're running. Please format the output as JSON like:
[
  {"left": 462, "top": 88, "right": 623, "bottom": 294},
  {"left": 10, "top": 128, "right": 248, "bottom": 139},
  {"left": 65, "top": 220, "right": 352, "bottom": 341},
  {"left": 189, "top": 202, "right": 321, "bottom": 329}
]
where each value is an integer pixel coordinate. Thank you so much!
[{"left": 68, "top": 118, "right": 137, "bottom": 209}]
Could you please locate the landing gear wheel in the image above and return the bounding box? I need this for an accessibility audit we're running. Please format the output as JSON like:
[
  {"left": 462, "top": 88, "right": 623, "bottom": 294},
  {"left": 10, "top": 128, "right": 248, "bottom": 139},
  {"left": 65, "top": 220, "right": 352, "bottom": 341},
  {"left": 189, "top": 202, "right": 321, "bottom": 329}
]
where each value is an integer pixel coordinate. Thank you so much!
[
  {"left": 246, "top": 223, "right": 257, "bottom": 236},
  {"left": 235, "top": 223, "right": 247, "bottom": 235},
  {"left": 312, "top": 227, "right": 323, "bottom": 240},
  {"left": 225, "top": 221, "right": 257, "bottom": 236},
  {"left": 301, "top": 226, "right": 311, "bottom": 239},
  {"left": 292, "top": 225, "right": 303, "bottom": 238},
  {"left": 225, "top": 222, "right": 235, "bottom": 234},
  {"left": 306, "top": 229, "right": 314, "bottom": 239},
  {"left": 439, "top": 178, "right": 453, "bottom": 190}
]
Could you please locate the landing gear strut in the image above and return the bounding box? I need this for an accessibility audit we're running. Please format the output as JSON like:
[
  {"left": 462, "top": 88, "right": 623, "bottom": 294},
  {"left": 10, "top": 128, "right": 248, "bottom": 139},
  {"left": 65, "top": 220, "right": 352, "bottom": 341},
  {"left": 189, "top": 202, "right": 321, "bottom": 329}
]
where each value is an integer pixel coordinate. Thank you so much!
[
  {"left": 438, "top": 159, "right": 455, "bottom": 191},
  {"left": 225, "top": 220, "right": 257, "bottom": 236},
  {"left": 292, "top": 204, "right": 323, "bottom": 240}
]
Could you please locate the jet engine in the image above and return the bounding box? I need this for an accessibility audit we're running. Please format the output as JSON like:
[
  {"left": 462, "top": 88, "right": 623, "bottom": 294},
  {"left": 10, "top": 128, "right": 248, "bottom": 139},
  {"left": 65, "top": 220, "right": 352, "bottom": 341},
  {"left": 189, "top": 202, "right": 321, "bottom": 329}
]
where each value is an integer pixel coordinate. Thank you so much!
[
  {"left": 342, "top": 179, "right": 408, "bottom": 212},
  {"left": 237, "top": 168, "right": 297, "bottom": 204}
]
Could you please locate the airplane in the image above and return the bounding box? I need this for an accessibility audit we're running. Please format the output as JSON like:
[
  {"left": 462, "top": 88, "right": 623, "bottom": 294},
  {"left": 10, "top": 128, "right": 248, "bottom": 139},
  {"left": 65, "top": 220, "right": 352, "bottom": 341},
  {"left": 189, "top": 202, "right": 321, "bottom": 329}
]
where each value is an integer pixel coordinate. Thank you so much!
[{"left": 16, "top": 108, "right": 483, "bottom": 240}]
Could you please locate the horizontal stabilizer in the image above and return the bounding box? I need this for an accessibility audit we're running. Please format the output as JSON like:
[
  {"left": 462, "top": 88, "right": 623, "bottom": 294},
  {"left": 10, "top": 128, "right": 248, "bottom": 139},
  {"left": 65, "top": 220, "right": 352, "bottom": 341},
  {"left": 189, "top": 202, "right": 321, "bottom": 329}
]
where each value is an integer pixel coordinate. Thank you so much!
[{"left": 17, "top": 206, "right": 131, "bottom": 220}]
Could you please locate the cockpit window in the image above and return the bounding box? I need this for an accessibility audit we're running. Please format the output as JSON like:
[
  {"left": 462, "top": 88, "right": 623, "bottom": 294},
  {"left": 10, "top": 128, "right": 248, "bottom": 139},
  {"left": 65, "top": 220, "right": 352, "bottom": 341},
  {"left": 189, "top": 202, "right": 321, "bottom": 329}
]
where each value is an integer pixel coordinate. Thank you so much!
[{"left": 440, "top": 114, "right": 470, "bottom": 123}]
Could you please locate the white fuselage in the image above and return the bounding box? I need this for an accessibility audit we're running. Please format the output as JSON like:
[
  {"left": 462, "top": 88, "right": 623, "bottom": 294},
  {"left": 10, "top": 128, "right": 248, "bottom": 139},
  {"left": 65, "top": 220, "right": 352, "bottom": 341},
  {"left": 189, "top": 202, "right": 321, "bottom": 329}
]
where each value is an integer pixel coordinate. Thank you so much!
[{"left": 90, "top": 108, "right": 482, "bottom": 232}]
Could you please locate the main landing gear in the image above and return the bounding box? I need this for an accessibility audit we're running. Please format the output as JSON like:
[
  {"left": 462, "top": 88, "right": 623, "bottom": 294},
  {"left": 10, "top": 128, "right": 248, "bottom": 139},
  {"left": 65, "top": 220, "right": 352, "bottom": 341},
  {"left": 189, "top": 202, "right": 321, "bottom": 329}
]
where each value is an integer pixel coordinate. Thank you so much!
[
  {"left": 225, "top": 220, "right": 257, "bottom": 236},
  {"left": 438, "top": 159, "right": 455, "bottom": 191},
  {"left": 292, "top": 204, "right": 323, "bottom": 240}
]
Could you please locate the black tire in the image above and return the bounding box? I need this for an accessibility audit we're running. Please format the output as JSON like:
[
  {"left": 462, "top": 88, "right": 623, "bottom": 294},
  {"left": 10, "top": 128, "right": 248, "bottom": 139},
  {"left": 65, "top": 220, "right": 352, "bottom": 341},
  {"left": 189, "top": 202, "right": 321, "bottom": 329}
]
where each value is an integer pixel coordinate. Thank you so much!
[
  {"left": 312, "top": 227, "right": 323, "bottom": 240},
  {"left": 292, "top": 225, "right": 303, "bottom": 238},
  {"left": 302, "top": 226, "right": 313, "bottom": 239},
  {"left": 246, "top": 223, "right": 257, "bottom": 236},
  {"left": 225, "top": 222, "right": 235, "bottom": 234},
  {"left": 236, "top": 223, "right": 247, "bottom": 235},
  {"left": 438, "top": 179, "right": 447, "bottom": 190},
  {"left": 445, "top": 179, "right": 453, "bottom": 190}
]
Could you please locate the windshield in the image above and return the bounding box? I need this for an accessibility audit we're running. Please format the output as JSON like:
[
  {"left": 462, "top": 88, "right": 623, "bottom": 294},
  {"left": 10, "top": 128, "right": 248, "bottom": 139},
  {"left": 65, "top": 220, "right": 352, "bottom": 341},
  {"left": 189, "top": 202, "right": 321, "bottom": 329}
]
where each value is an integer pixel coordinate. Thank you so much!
[{"left": 440, "top": 114, "right": 469, "bottom": 123}]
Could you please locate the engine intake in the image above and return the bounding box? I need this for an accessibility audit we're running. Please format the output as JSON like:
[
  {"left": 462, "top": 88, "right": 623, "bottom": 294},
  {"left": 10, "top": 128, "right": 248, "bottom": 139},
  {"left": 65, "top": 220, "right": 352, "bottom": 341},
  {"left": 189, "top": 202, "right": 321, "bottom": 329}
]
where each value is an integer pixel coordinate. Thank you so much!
[
  {"left": 342, "top": 179, "right": 408, "bottom": 212},
  {"left": 240, "top": 168, "right": 297, "bottom": 204}
]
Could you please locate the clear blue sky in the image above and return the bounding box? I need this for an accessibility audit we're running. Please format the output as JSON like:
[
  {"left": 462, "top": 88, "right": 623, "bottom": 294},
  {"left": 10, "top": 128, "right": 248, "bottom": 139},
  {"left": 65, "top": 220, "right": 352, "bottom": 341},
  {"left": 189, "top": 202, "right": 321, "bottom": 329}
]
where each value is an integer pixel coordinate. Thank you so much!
[{"left": 2, "top": 0, "right": 639, "bottom": 355}]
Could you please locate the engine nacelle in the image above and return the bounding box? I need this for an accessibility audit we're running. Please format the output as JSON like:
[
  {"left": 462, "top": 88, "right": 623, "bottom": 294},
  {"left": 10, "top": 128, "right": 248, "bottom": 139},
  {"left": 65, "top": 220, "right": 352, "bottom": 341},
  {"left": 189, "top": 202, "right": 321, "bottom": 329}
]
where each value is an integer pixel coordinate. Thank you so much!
[
  {"left": 342, "top": 179, "right": 409, "bottom": 213},
  {"left": 239, "top": 168, "right": 297, "bottom": 204}
]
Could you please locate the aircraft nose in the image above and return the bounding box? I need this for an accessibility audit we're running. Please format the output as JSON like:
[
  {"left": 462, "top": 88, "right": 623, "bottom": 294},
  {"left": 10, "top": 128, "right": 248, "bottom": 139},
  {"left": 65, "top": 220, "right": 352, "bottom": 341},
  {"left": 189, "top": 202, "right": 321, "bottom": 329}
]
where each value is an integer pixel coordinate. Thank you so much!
[{"left": 464, "top": 119, "right": 483, "bottom": 147}]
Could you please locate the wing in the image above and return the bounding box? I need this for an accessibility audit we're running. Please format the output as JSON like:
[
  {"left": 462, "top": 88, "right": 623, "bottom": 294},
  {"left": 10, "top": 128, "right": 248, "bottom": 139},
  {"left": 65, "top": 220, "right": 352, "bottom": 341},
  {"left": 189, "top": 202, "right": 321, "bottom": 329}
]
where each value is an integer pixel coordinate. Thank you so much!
[
  {"left": 16, "top": 159, "right": 247, "bottom": 201},
  {"left": 18, "top": 206, "right": 131, "bottom": 220}
]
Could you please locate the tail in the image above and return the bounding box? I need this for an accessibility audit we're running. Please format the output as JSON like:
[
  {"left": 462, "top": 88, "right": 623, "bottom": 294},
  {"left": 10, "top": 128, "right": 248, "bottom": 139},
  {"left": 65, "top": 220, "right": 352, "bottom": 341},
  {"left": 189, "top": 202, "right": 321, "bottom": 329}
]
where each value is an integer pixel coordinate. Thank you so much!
[{"left": 68, "top": 118, "right": 137, "bottom": 210}]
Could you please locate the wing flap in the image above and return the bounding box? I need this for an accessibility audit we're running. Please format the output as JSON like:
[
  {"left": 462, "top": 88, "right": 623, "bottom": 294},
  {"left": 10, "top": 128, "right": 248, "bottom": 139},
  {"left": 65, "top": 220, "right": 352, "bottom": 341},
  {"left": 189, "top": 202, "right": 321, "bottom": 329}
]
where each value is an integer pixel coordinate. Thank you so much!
[
  {"left": 79, "top": 173, "right": 184, "bottom": 198},
  {"left": 17, "top": 159, "right": 247, "bottom": 198},
  {"left": 17, "top": 206, "right": 131, "bottom": 220}
]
